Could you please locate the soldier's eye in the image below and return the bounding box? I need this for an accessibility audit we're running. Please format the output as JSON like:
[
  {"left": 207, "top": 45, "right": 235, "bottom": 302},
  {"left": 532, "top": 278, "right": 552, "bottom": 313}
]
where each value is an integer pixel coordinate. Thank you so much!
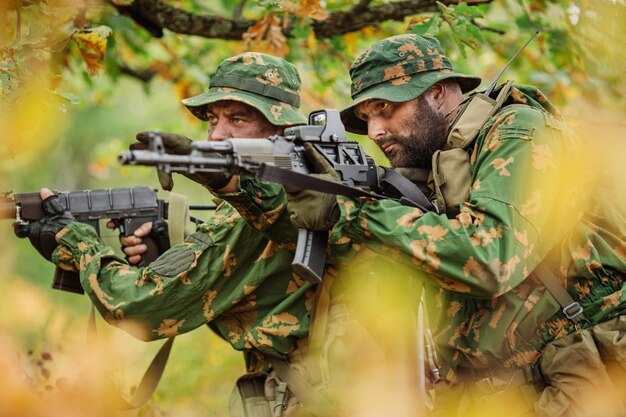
[
  {"left": 378, "top": 102, "right": 390, "bottom": 111},
  {"left": 207, "top": 114, "right": 218, "bottom": 124}
]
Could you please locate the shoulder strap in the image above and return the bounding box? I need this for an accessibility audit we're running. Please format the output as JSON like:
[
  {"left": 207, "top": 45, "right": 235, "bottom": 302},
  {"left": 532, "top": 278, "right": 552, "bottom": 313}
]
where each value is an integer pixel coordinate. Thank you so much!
[
  {"left": 533, "top": 263, "right": 589, "bottom": 327},
  {"left": 167, "top": 192, "right": 190, "bottom": 245},
  {"left": 379, "top": 168, "right": 438, "bottom": 213},
  {"left": 257, "top": 163, "right": 436, "bottom": 212},
  {"left": 85, "top": 304, "right": 175, "bottom": 410},
  {"left": 447, "top": 80, "right": 515, "bottom": 150}
]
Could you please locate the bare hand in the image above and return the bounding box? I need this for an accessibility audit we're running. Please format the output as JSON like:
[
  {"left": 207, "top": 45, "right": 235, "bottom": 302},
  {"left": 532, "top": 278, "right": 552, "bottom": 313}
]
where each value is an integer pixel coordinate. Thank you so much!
[
  {"left": 107, "top": 220, "right": 153, "bottom": 265},
  {"left": 40, "top": 188, "right": 54, "bottom": 200}
]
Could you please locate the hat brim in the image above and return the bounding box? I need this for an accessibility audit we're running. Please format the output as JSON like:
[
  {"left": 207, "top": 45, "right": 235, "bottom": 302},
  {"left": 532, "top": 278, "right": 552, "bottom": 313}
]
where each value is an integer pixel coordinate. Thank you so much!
[
  {"left": 182, "top": 88, "right": 306, "bottom": 126},
  {"left": 340, "top": 72, "right": 482, "bottom": 135}
]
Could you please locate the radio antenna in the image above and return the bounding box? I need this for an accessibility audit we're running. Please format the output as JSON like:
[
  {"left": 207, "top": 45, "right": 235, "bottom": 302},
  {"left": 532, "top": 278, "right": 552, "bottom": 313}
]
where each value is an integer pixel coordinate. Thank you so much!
[{"left": 485, "top": 27, "right": 542, "bottom": 95}]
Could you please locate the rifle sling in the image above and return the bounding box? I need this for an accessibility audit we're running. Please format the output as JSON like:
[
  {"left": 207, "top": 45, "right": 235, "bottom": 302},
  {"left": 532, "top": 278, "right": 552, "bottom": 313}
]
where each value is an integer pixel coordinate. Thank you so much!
[
  {"left": 379, "top": 169, "right": 437, "bottom": 213},
  {"left": 256, "top": 164, "right": 433, "bottom": 212},
  {"left": 86, "top": 304, "right": 174, "bottom": 410},
  {"left": 532, "top": 263, "right": 589, "bottom": 325}
]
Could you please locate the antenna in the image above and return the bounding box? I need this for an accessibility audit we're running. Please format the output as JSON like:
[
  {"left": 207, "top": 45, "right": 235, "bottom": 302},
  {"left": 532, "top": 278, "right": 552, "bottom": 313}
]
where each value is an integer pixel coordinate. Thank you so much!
[{"left": 485, "top": 27, "right": 542, "bottom": 95}]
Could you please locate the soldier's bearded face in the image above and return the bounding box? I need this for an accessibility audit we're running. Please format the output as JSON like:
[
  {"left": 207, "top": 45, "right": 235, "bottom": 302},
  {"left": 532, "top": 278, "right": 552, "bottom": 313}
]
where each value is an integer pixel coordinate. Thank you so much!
[
  {"left": 386, "top": 97, "right": 448, "bottom": 169},
  {"left": 356, "top": 96, "right": 448, "bottom": 169}
]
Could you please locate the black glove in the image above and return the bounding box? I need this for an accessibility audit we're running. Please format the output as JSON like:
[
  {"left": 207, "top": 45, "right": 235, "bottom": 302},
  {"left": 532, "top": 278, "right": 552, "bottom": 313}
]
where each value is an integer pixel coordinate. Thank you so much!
[
  {"left": 15, "top": 194, "right": 76, "bottom": 261},
  {"left": 134, "top": 131, "right": 232, "bottom": 191}
]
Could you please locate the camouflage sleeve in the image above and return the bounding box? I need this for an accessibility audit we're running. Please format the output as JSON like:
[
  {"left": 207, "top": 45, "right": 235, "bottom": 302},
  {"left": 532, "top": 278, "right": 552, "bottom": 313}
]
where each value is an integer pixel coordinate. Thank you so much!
[
  {"left": 51, "top": 202, "right": 313, "bottom": 357},
  {"left": 329, "top": 105, "right": 587, "bottom": 299},
  {"left": 216, "top": 176, "right": 298, "bottom": 244}
]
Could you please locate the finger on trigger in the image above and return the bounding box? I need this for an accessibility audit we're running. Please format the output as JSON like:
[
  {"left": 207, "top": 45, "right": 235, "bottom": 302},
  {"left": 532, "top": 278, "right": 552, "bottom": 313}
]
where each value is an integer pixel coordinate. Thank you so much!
[{"left": 134, "top": 221, "right": 153, "bottom": 237}]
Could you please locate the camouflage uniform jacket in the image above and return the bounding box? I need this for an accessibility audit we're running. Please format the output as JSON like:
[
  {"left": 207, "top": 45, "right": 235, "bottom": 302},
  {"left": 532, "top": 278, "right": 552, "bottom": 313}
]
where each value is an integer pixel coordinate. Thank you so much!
[
  {"left": 51, "top": 193, "right": 315, "bottom": 360},
  {"left": 221, "top": 86, "right": 626, "bottom": 381}
]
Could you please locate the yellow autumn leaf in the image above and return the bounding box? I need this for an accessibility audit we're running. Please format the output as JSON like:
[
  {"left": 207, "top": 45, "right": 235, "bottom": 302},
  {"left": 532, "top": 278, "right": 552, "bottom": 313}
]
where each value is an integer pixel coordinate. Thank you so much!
[
  {"left": 343, "top": 32, "right": 359, "bottom": 57},
  {"left": 73, "top": 26, "right": 112, "bottom": 76},
  {"left": 279, "top": 0, "right": 329, "bottom": 20},
  {"left": 243, "top": 13, "right": 288, "bottom": 57},
  {"left": 408, "top": 15, "right": 431, "bottom": 26},
  {"left": 307, "top": 30, "right": 317, "bottom": 51},
  {"left": 243, "top": 13, "right": 272, "bottom": 48}
]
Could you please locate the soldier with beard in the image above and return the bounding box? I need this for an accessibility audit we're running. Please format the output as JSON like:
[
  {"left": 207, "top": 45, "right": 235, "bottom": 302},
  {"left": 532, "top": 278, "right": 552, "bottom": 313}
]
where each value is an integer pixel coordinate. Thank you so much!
[
  {"left": 214, "top": 34, "right": 626, "bottom": 416},
  {"left": 291, "top": 33, "right": 626, "bottom": 416}
]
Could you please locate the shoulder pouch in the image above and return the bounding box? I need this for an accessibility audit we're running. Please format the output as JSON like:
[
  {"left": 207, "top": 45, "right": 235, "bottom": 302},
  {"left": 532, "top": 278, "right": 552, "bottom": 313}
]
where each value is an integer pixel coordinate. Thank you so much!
[{"left": 431, "top": 81, "right": 515, "bottom": 217}]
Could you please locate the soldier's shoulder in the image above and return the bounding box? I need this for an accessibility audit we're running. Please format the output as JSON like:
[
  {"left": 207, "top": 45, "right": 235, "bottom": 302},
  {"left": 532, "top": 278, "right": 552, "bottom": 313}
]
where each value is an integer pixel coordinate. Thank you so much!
[
  {"left": 487, "top": 103, "right": 567, "bottom": 137},
  {"left": 493, "top": 103, "right": 548, "bottom": 126}
]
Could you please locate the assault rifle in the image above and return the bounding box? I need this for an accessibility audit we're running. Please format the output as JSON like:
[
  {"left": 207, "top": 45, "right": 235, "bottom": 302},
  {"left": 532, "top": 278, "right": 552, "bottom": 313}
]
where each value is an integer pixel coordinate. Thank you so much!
[
  {"left": 119, "top": 109, "right": 436, "bottom": 283},
  {"left": 2, "top": 186, "right": 173, "bottom": 294}
]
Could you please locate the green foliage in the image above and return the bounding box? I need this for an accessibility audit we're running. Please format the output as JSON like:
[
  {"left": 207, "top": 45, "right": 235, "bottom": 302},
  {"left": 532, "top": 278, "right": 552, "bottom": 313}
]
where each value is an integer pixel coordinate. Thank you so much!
[
  {"left": 409, "top": 14, "right": 442, "bottom": 37},
  {"left": 437, "top": 1, "right": 484, "bottom": 57}
]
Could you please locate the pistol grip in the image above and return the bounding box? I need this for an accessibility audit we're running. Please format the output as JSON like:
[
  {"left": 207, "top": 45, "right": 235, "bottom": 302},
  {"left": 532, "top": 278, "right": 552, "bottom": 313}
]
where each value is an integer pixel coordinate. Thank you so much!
[
  {"left": 137, "top": 235, "right": 161, "bottom": 266},
  {"left": 123, "top": 217, "right": 167, "bottom": 266},
  {"left": 292, "top": 229, "right": 327, "bottom": 284}
]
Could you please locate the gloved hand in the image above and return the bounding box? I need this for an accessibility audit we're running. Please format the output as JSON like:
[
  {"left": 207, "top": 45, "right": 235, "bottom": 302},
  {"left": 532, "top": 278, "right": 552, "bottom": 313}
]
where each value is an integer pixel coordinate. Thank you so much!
[
  {"left": 134, "top": 131, "right": 232, "bottom": 191},
  {"left": 285, "top": 143, "right": 341, "bottom": 231},
  {"left": 14, "top": 189, "right": 76, "bottom": 261}
]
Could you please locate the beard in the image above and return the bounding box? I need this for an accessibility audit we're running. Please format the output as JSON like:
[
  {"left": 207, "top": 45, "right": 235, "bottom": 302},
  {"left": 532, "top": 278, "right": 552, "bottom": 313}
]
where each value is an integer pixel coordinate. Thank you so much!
[{"left": 385, "top": 97, "right": 448, "bottom": 169}]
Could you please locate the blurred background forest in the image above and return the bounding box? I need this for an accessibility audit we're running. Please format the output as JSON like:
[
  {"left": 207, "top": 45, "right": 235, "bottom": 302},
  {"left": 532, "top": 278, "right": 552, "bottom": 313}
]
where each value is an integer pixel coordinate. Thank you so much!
[{"left": 0, "top": 0, "right": 624, "bottom": 416}]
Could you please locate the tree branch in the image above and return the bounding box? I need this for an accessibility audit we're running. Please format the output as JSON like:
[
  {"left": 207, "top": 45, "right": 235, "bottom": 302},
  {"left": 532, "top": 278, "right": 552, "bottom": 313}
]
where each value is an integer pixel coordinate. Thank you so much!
[
  {"left": 107, "top": 0, "right": 493, "bottom": 41},
  {"left": 313, "top": 0, "right": 438, "bottom": 37},
  {"left": 106, "top": 0, "right": 251, "bottom": 40},
  {"left": 119, "top": 65, "right": 157, "bottom": 83},
  {"left": 471, "top": 19, "right": 505, "bottom": 35}
]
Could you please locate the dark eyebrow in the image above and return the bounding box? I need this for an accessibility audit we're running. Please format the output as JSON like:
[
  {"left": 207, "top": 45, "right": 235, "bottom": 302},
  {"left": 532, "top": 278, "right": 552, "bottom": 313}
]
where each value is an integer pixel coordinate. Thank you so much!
[{"left": 224, "top": 109, "right": 255, "bottom": 119}]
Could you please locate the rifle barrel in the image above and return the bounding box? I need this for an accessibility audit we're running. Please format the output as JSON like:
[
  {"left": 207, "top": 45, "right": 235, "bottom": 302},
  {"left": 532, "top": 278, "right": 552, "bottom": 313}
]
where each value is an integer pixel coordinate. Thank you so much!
[{"left": 119, "top": 150, "right": 233, "bottom": 172}]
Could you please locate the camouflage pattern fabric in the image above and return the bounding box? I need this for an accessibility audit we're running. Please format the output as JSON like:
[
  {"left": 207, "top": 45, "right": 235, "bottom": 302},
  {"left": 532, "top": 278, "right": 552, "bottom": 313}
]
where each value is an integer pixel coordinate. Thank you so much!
[
  {"left": 217, "top": 176, "right": 300, "bottom": 245},
  {"left": 219, "top": 87, "right": 626, "bottom": 383},
  {"left": 182, "top": 52, "right": 307, "bottom": 126},
  {"left": 51, "top": 191, "right": 316, "bottom": 360}
]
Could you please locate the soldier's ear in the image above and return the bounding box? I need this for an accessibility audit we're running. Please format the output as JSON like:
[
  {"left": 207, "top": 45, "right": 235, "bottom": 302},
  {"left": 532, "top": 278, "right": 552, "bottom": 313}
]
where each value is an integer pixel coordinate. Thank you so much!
[{"left": 423, "top": 82, "right": 446, "bottom": 109}]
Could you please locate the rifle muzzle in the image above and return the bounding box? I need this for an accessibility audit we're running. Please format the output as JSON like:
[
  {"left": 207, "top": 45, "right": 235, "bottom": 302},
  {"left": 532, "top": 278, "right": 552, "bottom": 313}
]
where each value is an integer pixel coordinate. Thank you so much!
[{"left": 118, "top": 151, "right": 135, "bottom": 165}]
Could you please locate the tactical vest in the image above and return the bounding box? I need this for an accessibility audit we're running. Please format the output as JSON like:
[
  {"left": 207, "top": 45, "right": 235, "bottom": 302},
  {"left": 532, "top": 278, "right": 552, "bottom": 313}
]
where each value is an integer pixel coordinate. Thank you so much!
[
  {"left": 424, "top": 80, "right": 567, "bottom": 218},
  {"left": 428, "top": 80, "right": 515, "bottom": 217},
  {"left": 409, "top": 80, "right": 589, "bottom": 325}
]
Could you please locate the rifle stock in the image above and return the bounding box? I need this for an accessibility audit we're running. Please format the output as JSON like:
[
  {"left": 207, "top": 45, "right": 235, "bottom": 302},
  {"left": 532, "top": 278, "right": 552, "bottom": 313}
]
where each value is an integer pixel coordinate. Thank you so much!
[{"left": 2, "top": 187, "right": 170, "bottom": 294}]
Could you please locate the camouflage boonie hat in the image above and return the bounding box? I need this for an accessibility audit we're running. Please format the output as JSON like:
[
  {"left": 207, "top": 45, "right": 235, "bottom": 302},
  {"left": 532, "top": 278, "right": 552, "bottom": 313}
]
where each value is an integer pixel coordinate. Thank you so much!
[
  {"left": 182, "top": 52, "right": 307, "bottom": 126},
  {"left": 340, "top": 34, "right": 482, "bottom": 134}
]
